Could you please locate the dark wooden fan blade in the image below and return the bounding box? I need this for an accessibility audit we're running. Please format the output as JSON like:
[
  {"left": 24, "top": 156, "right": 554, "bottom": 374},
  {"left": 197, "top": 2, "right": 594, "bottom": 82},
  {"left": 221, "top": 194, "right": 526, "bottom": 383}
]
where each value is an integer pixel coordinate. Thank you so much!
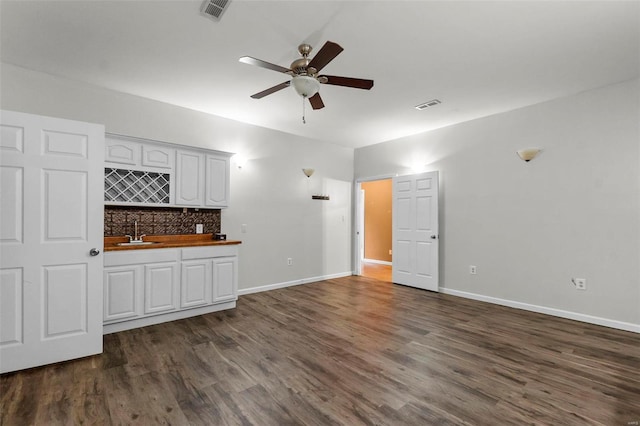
[
  {"left": 307, "top": 41, "right": 343, "bottom": 73},
  {"left": 250, "top": 81, "right": 291, "bottom": 99},
  {"left": 308, "top": 93, "right": 325, "bottom": 110},
  {"left": 239, "top": 56, "right": 292, "bottom": 74},
  {"left": 320, "top": 75, "right": 374, "bottom": 90}
]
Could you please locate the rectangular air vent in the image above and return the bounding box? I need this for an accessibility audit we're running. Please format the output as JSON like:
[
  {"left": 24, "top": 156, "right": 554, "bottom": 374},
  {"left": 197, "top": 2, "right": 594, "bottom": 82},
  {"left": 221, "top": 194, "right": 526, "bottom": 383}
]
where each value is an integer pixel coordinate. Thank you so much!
[
  {"left": 415, "top": 99, "right": 441, "bottom": 110},
  {"left": 201, "top": 0, "right": 231, "bottom": 21}
]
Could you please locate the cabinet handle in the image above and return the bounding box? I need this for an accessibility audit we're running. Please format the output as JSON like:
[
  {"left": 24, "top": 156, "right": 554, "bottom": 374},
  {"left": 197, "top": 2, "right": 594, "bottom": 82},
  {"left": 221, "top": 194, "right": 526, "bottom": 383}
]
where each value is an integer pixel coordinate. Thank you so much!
[{"left": 89, "top": 248, "right": 101, "bottom": 256}]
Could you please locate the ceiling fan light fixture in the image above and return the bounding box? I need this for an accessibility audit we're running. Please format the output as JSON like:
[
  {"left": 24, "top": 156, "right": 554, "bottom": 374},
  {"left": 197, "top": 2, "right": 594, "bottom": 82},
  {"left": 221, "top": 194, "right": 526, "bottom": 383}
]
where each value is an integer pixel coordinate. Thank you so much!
[{"left": 292, "top": 75, "right": 320, "bottom": 98}]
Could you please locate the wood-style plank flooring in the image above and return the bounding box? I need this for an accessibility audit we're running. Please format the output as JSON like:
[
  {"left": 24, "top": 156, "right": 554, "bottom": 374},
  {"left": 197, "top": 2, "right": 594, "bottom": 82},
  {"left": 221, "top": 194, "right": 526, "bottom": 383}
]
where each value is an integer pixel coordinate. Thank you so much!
[
  {"left": 2, "top": 276, "right": 639, "bottom": 425},
  {"left": 361, "top": 262, "right": 392, "bottom": 282}
]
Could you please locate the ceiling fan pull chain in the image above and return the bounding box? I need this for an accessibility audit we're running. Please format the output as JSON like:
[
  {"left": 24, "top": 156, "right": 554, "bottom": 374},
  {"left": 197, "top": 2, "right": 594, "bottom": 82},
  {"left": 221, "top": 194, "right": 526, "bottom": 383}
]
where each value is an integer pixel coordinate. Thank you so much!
[{"left": 302, "top": 96, "right": 306, "bottom": 124}]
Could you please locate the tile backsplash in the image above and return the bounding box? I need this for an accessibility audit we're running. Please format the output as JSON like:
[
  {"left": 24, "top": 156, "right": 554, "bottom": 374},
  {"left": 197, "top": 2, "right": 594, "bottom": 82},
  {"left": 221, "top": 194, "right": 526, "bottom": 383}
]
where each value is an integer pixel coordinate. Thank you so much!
[{"left": 104, "top": 206, "right": 221, "bottom": 237}]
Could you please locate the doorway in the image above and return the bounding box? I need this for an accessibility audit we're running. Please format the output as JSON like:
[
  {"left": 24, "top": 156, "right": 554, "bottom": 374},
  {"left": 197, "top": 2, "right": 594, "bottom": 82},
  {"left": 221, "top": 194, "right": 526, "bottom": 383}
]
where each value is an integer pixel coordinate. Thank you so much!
[
  {"left": 357, "top": 178, "right": 393, "bottom": 282},
  {"left": 355, "top": 171, "right": 440, "bottom": 291}
]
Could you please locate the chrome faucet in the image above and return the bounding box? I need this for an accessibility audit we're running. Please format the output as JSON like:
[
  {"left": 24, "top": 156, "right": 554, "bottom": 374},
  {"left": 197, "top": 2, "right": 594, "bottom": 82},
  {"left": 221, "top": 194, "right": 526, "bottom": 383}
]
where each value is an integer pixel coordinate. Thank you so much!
[{"left": 125, "top": 220, "right": 146, "bottom": 243}]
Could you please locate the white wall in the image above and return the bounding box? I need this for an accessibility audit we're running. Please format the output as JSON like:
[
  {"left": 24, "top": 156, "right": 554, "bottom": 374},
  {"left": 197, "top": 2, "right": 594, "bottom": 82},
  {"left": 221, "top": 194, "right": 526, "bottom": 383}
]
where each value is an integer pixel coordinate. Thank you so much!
[
  {"left": 1, "top": 63, "right": 353, "bottom": 291},
  {"left": 355, "top": 79, "right": 640, "bottom": 329},
  {"left": 4, "top": 63, "right": 638, "bottom": 330}
]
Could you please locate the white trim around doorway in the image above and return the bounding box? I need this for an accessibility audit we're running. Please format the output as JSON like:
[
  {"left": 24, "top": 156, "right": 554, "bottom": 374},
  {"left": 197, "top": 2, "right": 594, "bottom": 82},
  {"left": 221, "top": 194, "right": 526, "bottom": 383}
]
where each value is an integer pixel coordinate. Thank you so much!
[{"left": 353, "top": 174, "right": 396, "bottom": 277}]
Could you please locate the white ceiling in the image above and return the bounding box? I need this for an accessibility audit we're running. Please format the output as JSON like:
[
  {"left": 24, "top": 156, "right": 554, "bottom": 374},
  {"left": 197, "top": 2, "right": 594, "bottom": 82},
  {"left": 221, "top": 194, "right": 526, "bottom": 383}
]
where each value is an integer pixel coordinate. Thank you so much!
[{"left": 1, "top": 0, "right": 638, "bottom": 149}]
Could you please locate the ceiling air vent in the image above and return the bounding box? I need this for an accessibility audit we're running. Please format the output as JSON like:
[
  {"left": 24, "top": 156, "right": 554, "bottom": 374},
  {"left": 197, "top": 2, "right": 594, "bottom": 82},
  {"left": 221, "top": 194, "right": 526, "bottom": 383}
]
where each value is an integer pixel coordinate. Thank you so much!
[
  {"left": 201, "top": 0, "right": 231, "bottom": 21},
  {"left": 415, "top": 99, "right": 441, "bottom": 110}
]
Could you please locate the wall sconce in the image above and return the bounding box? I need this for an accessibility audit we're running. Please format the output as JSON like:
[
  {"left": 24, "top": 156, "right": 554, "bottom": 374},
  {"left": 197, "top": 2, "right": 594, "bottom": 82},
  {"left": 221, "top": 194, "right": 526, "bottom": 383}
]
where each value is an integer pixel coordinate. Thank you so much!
[
  {"left": 302, "top": 168, "right": 315, "bottom": 178},
  {"left": 234, "top": 155, "right": 247, "bottom": 169},
  {"left": 516, "top": 148, "right": 541, "bottom": 162}
]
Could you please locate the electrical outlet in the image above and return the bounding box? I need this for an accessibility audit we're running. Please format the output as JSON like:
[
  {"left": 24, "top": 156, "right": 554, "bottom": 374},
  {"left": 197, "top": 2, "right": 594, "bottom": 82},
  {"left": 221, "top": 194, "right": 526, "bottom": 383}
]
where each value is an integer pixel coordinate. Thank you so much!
[
  {"left": 573, "top": 278, "right": 587, "bottom": 290},
  {"left": 469, "top": 265, "right": 477, "bottom": 275},
  {"left": 287, "top": 258, "right": 293, "bottom": 266},
  {"left": 389, "top": 249, "right": 392, "bottom": 255},
  {"left": 195, "top": 224, "right": 203, "bottom": 234}
]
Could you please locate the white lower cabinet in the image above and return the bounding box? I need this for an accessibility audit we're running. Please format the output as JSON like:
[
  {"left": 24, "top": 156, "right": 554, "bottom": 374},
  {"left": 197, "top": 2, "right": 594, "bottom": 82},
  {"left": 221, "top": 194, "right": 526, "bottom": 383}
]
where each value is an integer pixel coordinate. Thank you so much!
[
  {"left": 144, "top": 262, "right": 179, "bottom": 314},
  {"left": 181, "top": 259, "right": 212, "bottom": 308},
  {"left": 213, "top": 257, "right": 237, "bottom": 302},
  {"left": 103, "top": 245, "right": 238, "bottom": 333},
  {"left": 104, "top": 265, "right": 142, "bottom": 322}
]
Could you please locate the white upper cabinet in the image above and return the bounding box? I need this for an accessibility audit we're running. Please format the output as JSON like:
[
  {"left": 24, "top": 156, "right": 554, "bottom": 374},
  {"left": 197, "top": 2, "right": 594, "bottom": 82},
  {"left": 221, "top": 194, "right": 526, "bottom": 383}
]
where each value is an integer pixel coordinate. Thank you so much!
[
  {"left": 205, "top": 154, "right": 230, "bottom": 208},
  {"left": 175, "top": 150, "right": 231, "bottom": 208},
  {"left": 105, "top": 134, "right": 231, "bottom": 209},
  {"left": 106, "top": 136, "right": 174, "bottom": 170},
  {"left": 175, "top": 150, "right": 205, "bottom": 205},
  {"left": 105, "top": 138, "right": 140, "bottom": 165},
  {"left": 142, "top": 144, "right": 174, "bottom": 169}
]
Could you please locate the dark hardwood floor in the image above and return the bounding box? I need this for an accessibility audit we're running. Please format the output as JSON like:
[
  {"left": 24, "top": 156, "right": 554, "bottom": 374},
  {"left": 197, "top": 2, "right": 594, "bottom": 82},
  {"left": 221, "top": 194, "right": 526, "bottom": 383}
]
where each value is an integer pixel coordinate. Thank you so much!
[{"left": 2, "top": 275, "right": 639, "bottom": 425}]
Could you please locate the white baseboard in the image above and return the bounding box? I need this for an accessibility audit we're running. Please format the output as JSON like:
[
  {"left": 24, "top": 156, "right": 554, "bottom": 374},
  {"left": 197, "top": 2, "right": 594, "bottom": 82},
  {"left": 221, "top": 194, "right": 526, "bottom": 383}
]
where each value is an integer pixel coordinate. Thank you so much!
[
  {"left": 238, "top": 271, "right": 353, "bottom": 296},
  {"left": 241, "top": 276, "right": 639, "bottom": 334},
  {"left": 363, "top": 259, "right": 392, "bottom": 266},
  {"left": 440, "top": 287, "right": 640, "bottom": 334}
]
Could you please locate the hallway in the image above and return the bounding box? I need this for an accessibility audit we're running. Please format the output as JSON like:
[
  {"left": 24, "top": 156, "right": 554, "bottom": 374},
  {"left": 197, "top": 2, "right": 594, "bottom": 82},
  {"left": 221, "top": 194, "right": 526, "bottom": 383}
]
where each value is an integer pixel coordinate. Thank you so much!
[{"left": 361, "top": 261, "right": 392, "bottom": 282}]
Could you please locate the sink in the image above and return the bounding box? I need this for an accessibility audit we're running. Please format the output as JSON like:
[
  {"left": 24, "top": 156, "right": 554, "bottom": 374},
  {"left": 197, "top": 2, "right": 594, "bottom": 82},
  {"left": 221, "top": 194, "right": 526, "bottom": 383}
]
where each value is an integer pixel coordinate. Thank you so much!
[{"left": 116, "top": 241, "right": 160, "bottom": 247}]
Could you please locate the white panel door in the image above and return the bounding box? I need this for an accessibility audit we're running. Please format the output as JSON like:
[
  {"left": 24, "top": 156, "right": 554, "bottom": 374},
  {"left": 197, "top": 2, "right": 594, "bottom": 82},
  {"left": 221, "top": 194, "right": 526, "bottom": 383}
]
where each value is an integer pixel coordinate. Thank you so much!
[
  {"left": 0, "top": 110, "right": 104, "bottom": 373},
  {"left": 212, "top": 257, "right": 237, "bottom": 303},
  {"left": 392, "top": 171, "right": 439, "bottom": 291}
]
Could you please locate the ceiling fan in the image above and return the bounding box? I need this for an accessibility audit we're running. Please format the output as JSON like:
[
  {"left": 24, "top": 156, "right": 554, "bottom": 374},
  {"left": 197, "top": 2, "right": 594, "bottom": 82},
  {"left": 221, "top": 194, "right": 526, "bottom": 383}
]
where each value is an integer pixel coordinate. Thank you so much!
[{"left": 239, "top": 41, "right": 374, "bottom": 116}]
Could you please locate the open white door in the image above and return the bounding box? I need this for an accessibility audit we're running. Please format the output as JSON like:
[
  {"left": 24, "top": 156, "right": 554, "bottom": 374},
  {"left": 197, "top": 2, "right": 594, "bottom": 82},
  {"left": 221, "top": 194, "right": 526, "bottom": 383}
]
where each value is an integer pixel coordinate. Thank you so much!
[
  {"left": 0, "top": 110, "right": 104, "bottom": 373},
  {"left": 392, "top": 171, "right": 439, "bottom": 291}
]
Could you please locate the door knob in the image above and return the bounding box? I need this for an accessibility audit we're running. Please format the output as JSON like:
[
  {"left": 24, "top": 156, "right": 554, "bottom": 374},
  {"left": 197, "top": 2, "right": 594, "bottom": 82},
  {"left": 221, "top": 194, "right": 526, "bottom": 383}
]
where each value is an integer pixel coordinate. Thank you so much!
[
  {"left": 89, "top": 248, "right": 100, "bottom": 256},
  {"left": 430, "top": 235, "right": 438, "bottom": 239}
]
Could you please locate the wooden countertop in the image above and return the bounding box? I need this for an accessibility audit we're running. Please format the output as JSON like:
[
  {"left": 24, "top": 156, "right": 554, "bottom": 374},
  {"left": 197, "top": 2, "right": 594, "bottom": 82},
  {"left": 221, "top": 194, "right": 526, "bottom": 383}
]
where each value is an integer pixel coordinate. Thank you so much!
[{"left": 104, "top": 234, "right": 241, "bottom": 252}]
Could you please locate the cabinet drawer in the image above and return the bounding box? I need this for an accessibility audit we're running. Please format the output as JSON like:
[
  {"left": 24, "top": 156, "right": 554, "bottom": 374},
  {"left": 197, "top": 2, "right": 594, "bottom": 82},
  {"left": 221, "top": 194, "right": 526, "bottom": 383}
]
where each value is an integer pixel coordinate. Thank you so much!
[{"left": 181, "top": 245, "right": 238, "bottom": 260}]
